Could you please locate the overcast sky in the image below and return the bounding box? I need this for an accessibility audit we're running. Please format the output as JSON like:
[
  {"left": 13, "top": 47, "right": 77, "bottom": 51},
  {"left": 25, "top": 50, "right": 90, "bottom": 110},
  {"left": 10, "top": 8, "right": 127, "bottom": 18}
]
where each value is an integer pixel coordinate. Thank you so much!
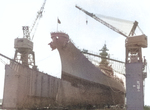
[{"left": 0, "top": 0, "right": 150, "bottom": 106}]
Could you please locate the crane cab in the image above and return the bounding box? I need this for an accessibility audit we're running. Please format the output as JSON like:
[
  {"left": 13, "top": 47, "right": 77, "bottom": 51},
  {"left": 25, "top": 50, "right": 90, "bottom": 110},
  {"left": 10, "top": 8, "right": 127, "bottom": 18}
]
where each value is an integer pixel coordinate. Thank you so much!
[
  {"left": 125, "top": 34, "right": 147, "bottom": 48},
  {"left": 14, "top": 38, "right": 33, "bottom": 51}
]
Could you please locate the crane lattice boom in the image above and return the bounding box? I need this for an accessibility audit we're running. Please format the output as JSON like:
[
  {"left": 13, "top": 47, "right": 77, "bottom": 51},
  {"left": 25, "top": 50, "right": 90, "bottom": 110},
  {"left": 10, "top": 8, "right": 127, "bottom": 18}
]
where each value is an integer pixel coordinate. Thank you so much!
[
  {"left": 30, "top": 0, "right": 47, "bottom": 40},
  {"left": 76, "top": 5, "right": 128, "bottom": 37}
]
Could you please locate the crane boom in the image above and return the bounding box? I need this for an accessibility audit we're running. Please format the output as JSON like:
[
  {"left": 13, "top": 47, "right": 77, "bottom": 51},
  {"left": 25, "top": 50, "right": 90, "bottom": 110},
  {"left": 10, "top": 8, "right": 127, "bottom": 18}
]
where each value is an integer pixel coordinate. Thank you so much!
[
  {"left": 75, "top": 5, "right": 128, "bottom": 38},
  {"left": 30, "top": 0, "right": 47, "bottom": 40}
]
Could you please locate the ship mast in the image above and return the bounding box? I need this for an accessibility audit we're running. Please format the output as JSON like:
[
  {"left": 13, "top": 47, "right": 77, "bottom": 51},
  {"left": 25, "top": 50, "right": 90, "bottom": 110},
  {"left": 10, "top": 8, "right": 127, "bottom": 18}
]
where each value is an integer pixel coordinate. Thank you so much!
[
  {"left": 99, "top": 44, "right": 114, "bottom": 76},
  {"left": 99, "top": 44, "right": 109, "bottom": 66}
]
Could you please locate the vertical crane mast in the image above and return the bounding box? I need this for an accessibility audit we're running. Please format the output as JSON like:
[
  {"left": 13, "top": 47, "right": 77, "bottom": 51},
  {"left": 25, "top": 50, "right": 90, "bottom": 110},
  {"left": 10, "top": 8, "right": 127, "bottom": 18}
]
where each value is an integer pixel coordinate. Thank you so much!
[
  {"left": 76, "top": 5, "right": 147, "bottom": 110},
  {"left": 14, "top": 0, "right": 46, "bottom": 68}
]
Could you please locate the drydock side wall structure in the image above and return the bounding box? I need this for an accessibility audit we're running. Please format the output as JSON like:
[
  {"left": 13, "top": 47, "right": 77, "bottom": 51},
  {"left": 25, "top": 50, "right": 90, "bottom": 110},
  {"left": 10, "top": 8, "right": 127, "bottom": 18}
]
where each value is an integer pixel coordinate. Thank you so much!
[
  {"left": 2, "top": 63, "right": 124, "bottom": 109},
  {"left": 3, "top": 63, "right": 60, "bottom": 109}
]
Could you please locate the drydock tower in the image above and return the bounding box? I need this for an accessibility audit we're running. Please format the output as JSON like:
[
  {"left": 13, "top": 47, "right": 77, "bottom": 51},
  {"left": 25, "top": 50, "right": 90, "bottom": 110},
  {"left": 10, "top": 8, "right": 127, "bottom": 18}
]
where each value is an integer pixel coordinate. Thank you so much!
[{"left": 126, "top": 35, "right": 147, "bottom": 110}]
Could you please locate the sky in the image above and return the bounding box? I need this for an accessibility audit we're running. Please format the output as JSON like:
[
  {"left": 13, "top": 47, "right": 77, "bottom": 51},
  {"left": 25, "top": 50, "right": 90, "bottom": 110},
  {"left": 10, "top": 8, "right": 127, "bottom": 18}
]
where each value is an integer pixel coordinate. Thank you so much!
[{"left": 0, "top": 0, "right": 150, "bottom": 106}]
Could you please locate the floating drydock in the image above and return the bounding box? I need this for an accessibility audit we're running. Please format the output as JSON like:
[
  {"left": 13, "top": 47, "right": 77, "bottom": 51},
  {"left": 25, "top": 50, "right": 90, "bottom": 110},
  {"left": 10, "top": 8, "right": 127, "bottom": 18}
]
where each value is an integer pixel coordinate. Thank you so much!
[{"left": 2, "top": 32, "right": 125, "bottom": 109}]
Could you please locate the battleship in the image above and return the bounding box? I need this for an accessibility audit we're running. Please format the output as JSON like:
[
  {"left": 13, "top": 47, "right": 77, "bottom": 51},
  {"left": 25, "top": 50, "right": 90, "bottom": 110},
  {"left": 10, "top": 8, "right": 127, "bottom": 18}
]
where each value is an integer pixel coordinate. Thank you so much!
[{"left": 49, "top": 32, "right": 125, "bottom": 106}]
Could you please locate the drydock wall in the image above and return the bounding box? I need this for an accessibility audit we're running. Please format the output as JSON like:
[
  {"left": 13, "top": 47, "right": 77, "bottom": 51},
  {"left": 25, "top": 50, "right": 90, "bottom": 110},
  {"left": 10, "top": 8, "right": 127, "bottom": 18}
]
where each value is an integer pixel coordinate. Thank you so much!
[
  {"left": 3, "top": 63, "right": 61, "bottom": 109},
  {"left": 2, "top": 63, "right": 124, "bottom": 109}
]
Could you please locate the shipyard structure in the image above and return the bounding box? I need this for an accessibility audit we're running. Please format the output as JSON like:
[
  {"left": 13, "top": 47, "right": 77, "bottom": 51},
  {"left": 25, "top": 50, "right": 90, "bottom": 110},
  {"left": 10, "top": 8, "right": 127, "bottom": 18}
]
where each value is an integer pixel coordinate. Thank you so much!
[{"left": 0, "top": 1, "right": 148, "bottom": 109}]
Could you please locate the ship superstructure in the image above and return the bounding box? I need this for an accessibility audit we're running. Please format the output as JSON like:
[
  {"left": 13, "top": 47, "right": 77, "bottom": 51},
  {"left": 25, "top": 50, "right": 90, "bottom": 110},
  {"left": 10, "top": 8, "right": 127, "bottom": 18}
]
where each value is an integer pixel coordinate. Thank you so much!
[{"left": 98, "top": 44, "right": 114, "bottom": 76}]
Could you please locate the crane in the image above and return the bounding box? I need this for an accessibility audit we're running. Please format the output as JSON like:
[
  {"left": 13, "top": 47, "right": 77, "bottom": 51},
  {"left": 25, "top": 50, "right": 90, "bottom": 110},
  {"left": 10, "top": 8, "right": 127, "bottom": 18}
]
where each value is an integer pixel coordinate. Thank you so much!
[
  {"left": 14, "top": 0, "right": 46, "bottom": 68},
  {"left": 76, "top": 5, "right": 147, "bottom": 110},
  {"left": 76, "top": 5, "right": 141, "bottom": 37}
]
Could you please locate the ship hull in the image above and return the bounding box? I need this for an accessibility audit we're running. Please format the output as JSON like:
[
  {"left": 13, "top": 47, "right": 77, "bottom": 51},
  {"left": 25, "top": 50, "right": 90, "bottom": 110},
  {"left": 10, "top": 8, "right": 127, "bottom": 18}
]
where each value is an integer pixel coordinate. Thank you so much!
[{"left": 50, "top": 32, "right": 125, "bottom": 107}]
